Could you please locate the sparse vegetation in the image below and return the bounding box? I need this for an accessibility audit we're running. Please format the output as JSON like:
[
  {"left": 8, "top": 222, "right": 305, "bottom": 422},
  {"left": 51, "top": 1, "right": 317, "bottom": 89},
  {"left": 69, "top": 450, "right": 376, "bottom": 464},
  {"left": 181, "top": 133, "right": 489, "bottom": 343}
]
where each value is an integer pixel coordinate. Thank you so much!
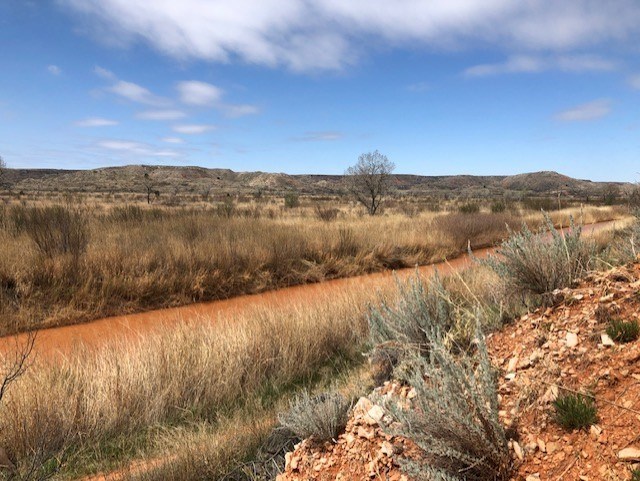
[
  {"left": 0, "top": 200, "right": 620, "bottom": 335},
  {"left": 606, "top": 318, "right": 640, "bottom": 343},
  {"left": 553, "top": 392, "right": 598, "bottom": 430},
  {"left": 278, "top": 391, "right": 351, "bottom": 443},
  {"left": 483, "top": 215, "right": 596, "bottom": 298},
  {"left": 369, "top": 278, "right": 510, "bottom": 480}
]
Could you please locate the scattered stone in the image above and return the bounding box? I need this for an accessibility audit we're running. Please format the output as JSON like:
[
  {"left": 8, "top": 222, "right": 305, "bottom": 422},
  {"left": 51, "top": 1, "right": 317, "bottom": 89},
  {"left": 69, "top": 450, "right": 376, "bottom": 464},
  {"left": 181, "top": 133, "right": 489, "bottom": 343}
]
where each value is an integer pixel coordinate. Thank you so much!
[
  {"left": 618, "top": 447, "right": 640, "bottom": 462},
  {"left": 566, "top": 332, "right": 579, "bottom": 348},
  {"left": 600, "top": 333, "right": 615, "bottom": 347}
]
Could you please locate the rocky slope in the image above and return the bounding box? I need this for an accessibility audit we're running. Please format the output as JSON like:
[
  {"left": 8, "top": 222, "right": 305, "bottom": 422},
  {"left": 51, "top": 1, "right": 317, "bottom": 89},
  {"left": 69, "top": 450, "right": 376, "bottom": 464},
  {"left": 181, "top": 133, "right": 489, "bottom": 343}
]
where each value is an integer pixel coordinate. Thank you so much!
[
  {"left": 278, "top": 263, "right": 640, "bottom": 480},
  {"left": 1, "top": 165, "right": 626, "bottom": 198}
]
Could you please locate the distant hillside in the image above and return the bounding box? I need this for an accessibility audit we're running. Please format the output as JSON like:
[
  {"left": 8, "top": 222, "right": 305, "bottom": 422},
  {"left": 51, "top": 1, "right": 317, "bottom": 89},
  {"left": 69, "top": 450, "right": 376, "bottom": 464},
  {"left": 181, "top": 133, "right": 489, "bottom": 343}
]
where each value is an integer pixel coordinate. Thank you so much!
[{"left": 0, "top": 165, "right": 627, "bottom": 199}]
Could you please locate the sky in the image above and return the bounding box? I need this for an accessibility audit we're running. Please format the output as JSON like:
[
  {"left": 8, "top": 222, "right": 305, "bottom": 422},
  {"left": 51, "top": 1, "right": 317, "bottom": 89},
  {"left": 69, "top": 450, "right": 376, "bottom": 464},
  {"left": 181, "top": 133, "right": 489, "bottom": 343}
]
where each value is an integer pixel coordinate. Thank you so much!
[{"left": 0, "top": 1, "right": 639, "bottom": 181}]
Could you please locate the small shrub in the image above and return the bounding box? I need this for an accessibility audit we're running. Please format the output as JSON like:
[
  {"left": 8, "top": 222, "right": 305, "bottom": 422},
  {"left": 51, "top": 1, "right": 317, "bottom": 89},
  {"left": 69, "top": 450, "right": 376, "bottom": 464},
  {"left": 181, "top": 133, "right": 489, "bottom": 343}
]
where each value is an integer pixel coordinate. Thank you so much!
[
  {"left": 491, "top": 201, "right": 506, "bottom": 213},
  {"left": 458, "top": 202, "right": 480, "bottom": 214},
  {"left": 216, "top": 197, "right": 235, "bottom": 218},
  {"left": 21, "top": 205, "right": 89, "bottom": 258},
  {"left": 606, "top": 319, "right": 640, "bottom": 343},
  {"left": 284, "top": 192, "right": 300, "bottom": 209},
  {"left": 314, "top": 205, "right": 339, "bottom": 222},
  {"left": 483, "top": 214, "right": 595, "bottom": 297},
  {"left": 595, "top": 305, "right": 613, "bottom": 324},
  {"left": 554, "top": 392, "right": 597, "bottom": 430},
  {"left": 278, "top": 391, "right": 351, "bottom": 443},
  {"left": 631, "top": 469, "right": 640, "bottom": 481}
]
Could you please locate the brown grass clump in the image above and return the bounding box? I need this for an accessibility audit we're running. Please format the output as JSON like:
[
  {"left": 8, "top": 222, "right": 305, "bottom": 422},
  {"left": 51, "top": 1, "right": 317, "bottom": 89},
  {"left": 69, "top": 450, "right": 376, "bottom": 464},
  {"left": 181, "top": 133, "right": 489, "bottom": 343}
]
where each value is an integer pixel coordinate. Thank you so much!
[
  {"left": 0, "top": 289, "right": 369, "bottom": 478},
  {"left": 0, "top": 202, "right": 625, "bottom": 335}
]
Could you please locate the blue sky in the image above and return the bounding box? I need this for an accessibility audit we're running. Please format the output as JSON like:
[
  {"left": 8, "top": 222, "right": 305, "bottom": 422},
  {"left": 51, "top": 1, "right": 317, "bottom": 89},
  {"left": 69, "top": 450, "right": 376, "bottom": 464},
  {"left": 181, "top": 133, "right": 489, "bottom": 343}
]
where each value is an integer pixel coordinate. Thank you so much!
[{"left": 1, "top": 1, "right": 639, "bottom": 180}]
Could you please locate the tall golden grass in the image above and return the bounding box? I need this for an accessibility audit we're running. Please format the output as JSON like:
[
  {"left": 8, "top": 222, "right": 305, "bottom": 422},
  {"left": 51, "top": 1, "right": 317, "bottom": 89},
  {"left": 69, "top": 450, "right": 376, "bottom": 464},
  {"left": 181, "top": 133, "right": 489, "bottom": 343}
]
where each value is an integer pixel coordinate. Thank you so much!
[
  {"left": 0, "top": 201, "right": 625, "bottom": 335},
  {"left": 0, "top": 217, "right": 628, "bottom": 479}
]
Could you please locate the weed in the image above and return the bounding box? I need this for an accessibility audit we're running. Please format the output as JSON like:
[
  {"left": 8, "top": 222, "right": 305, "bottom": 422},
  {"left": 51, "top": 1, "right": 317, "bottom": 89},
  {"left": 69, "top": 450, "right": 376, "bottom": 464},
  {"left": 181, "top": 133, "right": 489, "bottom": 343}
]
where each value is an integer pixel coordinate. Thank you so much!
[
  {"left": 554, "top": 392, "right": 598, "bottom": 430},
  {"left": 483, "top": 214, "right": 596, "bottom": 297},
  {"left": 606, "top": 319, "right": 640, "bottom": 343},
  {"left": 278, "top": 391, "right": 351, "bottom": 443}
]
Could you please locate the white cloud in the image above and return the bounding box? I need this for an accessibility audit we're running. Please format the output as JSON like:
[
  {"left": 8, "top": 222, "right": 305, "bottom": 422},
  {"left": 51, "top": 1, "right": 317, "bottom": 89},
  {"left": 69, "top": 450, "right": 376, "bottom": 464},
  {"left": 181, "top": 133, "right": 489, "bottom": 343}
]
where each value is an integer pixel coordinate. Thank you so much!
[
  {"left": 162, "top": 137, "right": 185, "bottom": 144},
  {"left": 628, "top": 74, "right": 640, "bottom": 90},
  {"left": 465, "top": 54, "right": 615, "bottom": 77},
  {"left": 97, "top": 139, "right": 180, "bottom": 156},
  {"left": 109, "top": 80, "right": 169, "bottom": 106},
  {"left": 407, "top": 82, "right": 430, "bottom": 92},
  {"left": 60, "top": 0, "right": 640, "bottom": 72},
  {"left": 94, "top": 65, "right": 116, "bottom": 80},
  {"left": 172, "top": 124, "right": 216, "bottom": 134},
  {"left": 75, "top": 117, "right": 119, "bottom": 127},
  {"left": 221, "top": 104, "right": 260, "bottom": 117},
  {"left": 177, "top": 81, "right": 223, "bottom": 106},
  {"left": 136, "top": 109, "right": 187, "bottom": 120},
  {"left": 48, "top": 65, "right": 62, "bottom": 75},
  {"left": 555, "top": 99, "right": 611, "bottom": 122},
  {"left": 292, "top": 131, "right": 343, "bottom": 141}
]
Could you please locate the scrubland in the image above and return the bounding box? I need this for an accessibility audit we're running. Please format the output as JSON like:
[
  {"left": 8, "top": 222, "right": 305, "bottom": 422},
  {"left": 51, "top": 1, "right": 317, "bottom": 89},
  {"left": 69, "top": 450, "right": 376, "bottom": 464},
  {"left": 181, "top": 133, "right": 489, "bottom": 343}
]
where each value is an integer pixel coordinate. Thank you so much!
[
  {"left": 0, "top": 202, "right": 636, "bottom": 479},
  {"left": 0, "top": 194, "right": 626, "bottom": 334}
]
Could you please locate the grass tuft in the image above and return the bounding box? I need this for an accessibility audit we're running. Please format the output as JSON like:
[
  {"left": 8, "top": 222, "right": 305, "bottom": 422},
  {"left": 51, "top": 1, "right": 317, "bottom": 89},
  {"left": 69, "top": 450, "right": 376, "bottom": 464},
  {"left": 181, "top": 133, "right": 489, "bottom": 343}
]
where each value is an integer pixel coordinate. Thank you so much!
[
  {"left": 553, "top": 392, "right": 598, "bottom": 430},
  {"left": 606, "top": 319, "right": 640, "bottom": 343},
  {"left": 278, "top": 391, "right": 351, "bottom": 443}
]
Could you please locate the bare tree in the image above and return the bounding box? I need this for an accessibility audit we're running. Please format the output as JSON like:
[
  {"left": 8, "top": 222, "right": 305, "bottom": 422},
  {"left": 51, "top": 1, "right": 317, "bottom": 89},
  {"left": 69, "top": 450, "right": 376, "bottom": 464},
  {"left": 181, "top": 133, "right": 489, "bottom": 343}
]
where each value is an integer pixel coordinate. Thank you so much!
[
  {"left": 0, "top": 155, "right": 6, "bottom": 188},
  {"left": 143, "top": 171, "right": 154, "bottom": 204},
  {"left": 344, "top": 150, "right": 395, "bottom": 215}
]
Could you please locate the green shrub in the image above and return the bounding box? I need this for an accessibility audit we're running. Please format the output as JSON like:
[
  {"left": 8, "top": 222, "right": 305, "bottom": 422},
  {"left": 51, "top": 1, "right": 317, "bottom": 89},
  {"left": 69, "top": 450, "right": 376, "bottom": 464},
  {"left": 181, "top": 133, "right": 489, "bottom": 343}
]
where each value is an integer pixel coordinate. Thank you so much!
[
  {"left": 278, "top": 391, "right": 351, "bottom": 443},
  {"left": 631, "top": 468, "right": 640, "bottom": 481},
  {"left": 483, "top": 215, "right": 595, "bottom": 297},
  {"left": 368, "top": 274, "right": 457, "bottom": 352},
  {"left": 458, "top": 202, "right": 480, "bottom": 214},
  {"left": 284, "top": 192, "right": 300, "bottom": 209},
  {"left": 369, "top": 277, "right": 510, "bottom": 481},
  {"left": 490, "top": 201, "right": 506, "bottom": 213},
  {"left": 554, "top": 392, "right": 597, "bottom": 430},
  {"left": 606, "top": 319, "right": 640, "bottom": 343}
]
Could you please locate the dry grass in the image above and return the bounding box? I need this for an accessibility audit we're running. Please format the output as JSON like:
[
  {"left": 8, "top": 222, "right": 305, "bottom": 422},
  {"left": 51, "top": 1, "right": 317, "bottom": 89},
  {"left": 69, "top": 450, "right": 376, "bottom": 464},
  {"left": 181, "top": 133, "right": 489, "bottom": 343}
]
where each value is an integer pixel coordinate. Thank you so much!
[
  {"left": 0, "top": 213, "right": 631, "bottom": 479},
  {"left": 0, "top": 200, "right": 626, "bottom": 335},
  {"left": 0, "top": 287, "right": 372, "bottom": 478}
]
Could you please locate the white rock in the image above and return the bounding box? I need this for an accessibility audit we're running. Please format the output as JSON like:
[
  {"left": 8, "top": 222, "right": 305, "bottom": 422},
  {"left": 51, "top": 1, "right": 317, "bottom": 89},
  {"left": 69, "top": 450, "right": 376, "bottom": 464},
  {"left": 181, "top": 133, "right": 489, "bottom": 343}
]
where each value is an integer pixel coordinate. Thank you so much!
[
  {"left": 566, "top": 332, "right": 579, "bottom": 348},
  {"left": 600, "top": 333, "right": 615, "bottom": 347},
  {"left": 618, "top": 447, "right": 640, "bottom": 461}
]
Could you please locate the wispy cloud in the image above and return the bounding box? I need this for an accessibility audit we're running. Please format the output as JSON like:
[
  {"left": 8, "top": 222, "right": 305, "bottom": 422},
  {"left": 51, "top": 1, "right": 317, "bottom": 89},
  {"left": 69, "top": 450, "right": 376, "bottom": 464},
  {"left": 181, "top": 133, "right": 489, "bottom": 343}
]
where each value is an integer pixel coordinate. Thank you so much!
[
  {"left": 47, "top": 65, "right": 62, "bottom": 76},
  {"left": 96, "top": 139, "right": 180, "bottom": 157},
  {"left": 172, "top": 124, "right": 216, "bottom": 134},
  {"left": 94, "top": 65, "right": 116, "bottom": 80},
  {"left": 628, "top": 74, "right": 640, "bottom": 90},
  {"left": 61, "top": 1, "right": 640, "bottom": 72},
  {"left": 291, "top": 131, "right": 344, "bottom": 142},
  {"left": 177, "top": 81, "right": 223, "bottom": 106},
  {"left": 109, "top": 80, "right": 169, "bottom": 106},
  {"left": 161, "top": 137, "right": 185, "bottom": 144},
  {"left": 75, "top": 117, "right": 119, "bottom": 127},
  {"left": 136, "top": 110, "right": 187, "bottom": 120},
  {"left": 555, "top": 99, "right": 611, "bottom": 122},
  {"left": 465, "top": 55, "right": 616, "bottom": 77},
  {"left": 406, "top": 82, "right": 430, "bottom": 92},
  {"left": 221, "top": 104, "right": 260, "bottom": 117}
]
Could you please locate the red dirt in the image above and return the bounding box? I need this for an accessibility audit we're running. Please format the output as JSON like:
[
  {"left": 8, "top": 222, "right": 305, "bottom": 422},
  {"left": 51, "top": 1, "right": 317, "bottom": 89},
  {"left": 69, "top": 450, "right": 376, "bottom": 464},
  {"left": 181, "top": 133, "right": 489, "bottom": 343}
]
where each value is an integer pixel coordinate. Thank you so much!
[{"left": 278, "top": 239, "right": 640, "bottom": 481}]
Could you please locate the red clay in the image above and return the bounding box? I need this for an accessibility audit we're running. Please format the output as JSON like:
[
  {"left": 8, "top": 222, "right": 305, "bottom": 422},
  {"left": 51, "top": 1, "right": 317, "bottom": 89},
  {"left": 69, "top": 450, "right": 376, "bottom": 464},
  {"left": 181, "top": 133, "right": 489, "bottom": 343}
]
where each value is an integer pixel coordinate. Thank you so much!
[{"left": 0, "top": 221, "right": 618, "bottom": 360}]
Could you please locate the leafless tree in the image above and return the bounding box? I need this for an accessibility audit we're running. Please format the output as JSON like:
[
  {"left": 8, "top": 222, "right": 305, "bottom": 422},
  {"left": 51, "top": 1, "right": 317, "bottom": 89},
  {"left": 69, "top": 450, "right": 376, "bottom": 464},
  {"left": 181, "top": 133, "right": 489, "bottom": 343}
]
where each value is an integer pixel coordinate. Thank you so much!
[
  {"left": 0, "top": 156, "right": 6, "bottom": 188},
  {"left": 344, "top": 150, "right": 395, "bottom": 215},
  {"left": 143, "top": 172, "right": 154, "bottom": 204}
]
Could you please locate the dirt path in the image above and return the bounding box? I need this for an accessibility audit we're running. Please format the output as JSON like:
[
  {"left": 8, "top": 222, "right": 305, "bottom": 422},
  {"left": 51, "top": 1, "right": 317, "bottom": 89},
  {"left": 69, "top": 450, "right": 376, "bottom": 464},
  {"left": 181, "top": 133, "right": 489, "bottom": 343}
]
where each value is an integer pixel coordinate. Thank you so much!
[{"left": 0, "top": 220, "right": 620, "bottom": 361}]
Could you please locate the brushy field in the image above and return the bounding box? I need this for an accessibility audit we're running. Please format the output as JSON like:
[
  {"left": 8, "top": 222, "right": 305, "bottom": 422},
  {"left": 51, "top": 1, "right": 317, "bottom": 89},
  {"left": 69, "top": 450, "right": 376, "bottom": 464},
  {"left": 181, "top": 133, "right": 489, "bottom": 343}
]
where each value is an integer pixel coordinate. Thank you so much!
[
  {"left": 0, "top": 197, "right": 626, "bottom": 335},
  {"left": 0, "top": 214, "right": 635, "bottom": 480}
]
